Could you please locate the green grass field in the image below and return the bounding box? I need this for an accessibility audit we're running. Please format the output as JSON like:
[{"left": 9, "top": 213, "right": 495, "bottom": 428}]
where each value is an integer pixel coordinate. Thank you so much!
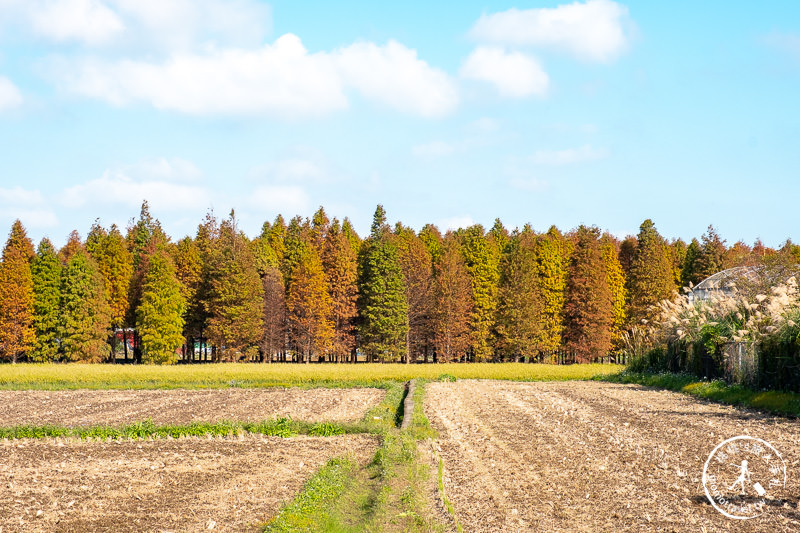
[{"left": 0, "top": 362, "right": 623, "bottom": 390}]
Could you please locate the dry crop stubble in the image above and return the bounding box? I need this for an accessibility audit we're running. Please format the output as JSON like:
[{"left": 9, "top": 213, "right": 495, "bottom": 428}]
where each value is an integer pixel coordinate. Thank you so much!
[{"left": 425, "top": 380, "right": 800, "bottom": 532}]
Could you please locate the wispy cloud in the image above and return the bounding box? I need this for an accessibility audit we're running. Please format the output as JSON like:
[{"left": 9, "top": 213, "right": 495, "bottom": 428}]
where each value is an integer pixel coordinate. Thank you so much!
[
  {"left": 0, "top": 76, "right": 23, "bottom": 110},
  {"left": 764, "top": 31, "right": 800, "bottom": 60},
  {"left": 61, "top": 157, "right": 210, "bottom": 211},
  {"left": 530, "top": 145, "right": 608, "bottom": 166}
]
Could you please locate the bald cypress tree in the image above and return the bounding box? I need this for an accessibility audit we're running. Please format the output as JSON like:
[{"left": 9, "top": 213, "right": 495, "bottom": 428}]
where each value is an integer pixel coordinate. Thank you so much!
[
  {"left": 459, "top": 224, "right": 500, "bottom": 361},
  {"left": 496, "top": 228, "right": 543, "bottom": 361},
  {"left": 206, "top": 211, "right": 265, "bottom": 360},
  {"left": 431, "top": 233, "right": 473, "bottom": 363},
  {"left": 287, "top": 246, "right": 333, "bottom": 362},
  {"left": 563, "top": 226, "right": 613, "bottom": 362},
  {"left": 31, "top": 239, "right": 62, "bottom": 362},
  {"left": 628, "top": 219, "right": 676, "bottom": 324},
  {"left": 535, "top": 226, "right": 568, "bottom": 354},
  {"left": 358, "top": 205, "right": 408, "bottom": 362},
  {"left": 0, "top": 220, "right": 35, "bottom": 362},
  {"left": 600, "top": 234, "right": 627, "bottom": 350},
  {"left": 87, "top": 223, "right": 133, "bottom": 360},
  {"left": 322, "top": 219, "right": 358, "bottom": 362},
  {"left": 59, "top": 250, "right": 111, "bottom": 362},
  {"left": 136, "top": 250, "right": 186, "bottom": 364}
]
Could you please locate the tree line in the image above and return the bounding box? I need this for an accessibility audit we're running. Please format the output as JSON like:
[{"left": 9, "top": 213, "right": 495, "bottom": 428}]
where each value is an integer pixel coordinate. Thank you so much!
[{"left": 0, "top": 202, "right": 797, "bottom": 364}]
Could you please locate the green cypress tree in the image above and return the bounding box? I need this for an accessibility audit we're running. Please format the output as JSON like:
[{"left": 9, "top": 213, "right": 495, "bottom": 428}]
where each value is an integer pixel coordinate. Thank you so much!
[
  {"left": 459, "top": 224, "right": 500, "bottom": 361},
  {"left": 695, "top": 225, "right": 727, "bottom": 281},
  {"left": 206, "top": 211, "right": 265, "bottom": 360},
  {"left": 59, "top": 250, "right": 111, "bottom": 362},
  {"left": 30, "top": 239, "right": 62, "bottom": 362},
  {"left": 358, "top": 205, "right": 408, "bottom": 362},
  {"left": 136, "top": 250, "right": 186, "bottom": 364},
  {"left": 681, "top": 238, "right": 701, "bottom": 287},
  {"left": 87, "top": 223, "right": 133, "bottom": 359},
  {"left": 627, "top": 219, "right": 676, "bottom": 324},
  {"left": 0, "top": 220, "right": 35, "bottom": 362}
]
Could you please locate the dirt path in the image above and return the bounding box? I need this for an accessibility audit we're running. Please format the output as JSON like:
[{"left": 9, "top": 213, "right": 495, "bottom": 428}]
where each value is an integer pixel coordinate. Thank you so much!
[
  {"left": 425, "top": 380, "right": 800, "bottom": 532},
  {"left": 0, "top": 434, "right": 377, "bottom": 532},
  {"left": 0, "top": 388, "right": 385, "bottom": 427}
]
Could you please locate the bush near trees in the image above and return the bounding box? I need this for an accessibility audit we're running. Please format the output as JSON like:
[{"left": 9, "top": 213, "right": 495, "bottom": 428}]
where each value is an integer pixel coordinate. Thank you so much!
[{"left": 1, "top": 204, "right": 797, "bottom": 365}]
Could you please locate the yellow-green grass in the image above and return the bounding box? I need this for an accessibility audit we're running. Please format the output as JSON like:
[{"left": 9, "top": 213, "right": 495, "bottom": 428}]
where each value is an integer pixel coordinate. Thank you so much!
[
  {"left": 0, "top": 363, "right": 622, "bottom": 390},
  {"left": 598, "top": 372, "right": 800, "bottom": 417}
]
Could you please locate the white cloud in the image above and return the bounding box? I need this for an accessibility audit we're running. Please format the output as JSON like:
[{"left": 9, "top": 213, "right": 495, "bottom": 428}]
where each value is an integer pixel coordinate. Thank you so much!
[
  {"left": 249, "top": 185, "right": 309, "bottom": 215},
  {"left": 412, "top": 140, "right": 456, "bottom": 158},
  {"left": 62, "top": 160, "right": 210, "bottom": 211},
  {"left": 27, "top": 0, "right": 124, "bottom": 45},
  {"left": 335, "top": 40, "right": 458, "bottom": 117},
  {"left": 460, "top": 46, "right": 549, "bottom": 98},
  {"left": 0, "top": 77, "right": 24, "bottom": 110},
  {"left": 51, "top": 34, "right": 457, "bottom": 118},
  {"left": 470, "top": 0, "right": 631, "bottom": 63},
  {"left": 52, "top": 34, "right": 347, "bottom": 117},
  {"left": 530, "top": 145, "right": 608, "bottom": 165}
]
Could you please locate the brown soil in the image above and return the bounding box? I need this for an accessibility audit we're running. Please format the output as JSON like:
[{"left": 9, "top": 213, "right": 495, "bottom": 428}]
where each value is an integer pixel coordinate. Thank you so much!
[
  {"left": 0, "top": 388, "right": 385, "bottom": 427},
  {"left": 0, "top": 434, "right": 377, "bottom": 532},
  {"left": 425, "top": 380, "right": 800, "bottom": 532}
]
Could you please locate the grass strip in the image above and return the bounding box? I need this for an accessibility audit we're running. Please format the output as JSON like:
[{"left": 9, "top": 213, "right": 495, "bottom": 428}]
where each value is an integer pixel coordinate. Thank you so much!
[
  {"left": 263, "top": 456, "right": 359, "bottom": 533},
  {"left": 0, "top": 417, "right": 369, "bottom": 440},
  {"left": 262, "top": 379, "right": 451, "bottom": 532},
  {"left": 596, "top": 372, "right": 800, "bottom": 417},
  {"left": 0, "top": 363, "right": 622, "bottom": 390}
]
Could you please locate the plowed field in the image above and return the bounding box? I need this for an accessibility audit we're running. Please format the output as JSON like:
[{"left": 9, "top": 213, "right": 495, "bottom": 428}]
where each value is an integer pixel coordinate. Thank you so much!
[
  {"left": 425, "top": 380, "right": 800, "bottom": 532},
  {"left": 0, "top": 434, "right": 377, "bottom": 532},
  {"left": 0, "top": 388, "right": 385, "bottom": 427}
]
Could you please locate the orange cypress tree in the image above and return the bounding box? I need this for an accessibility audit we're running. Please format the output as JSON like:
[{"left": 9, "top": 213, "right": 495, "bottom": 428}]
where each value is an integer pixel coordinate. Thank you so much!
[
  {"left": 431, "top": 233, "right": 473, "bottom": 363},
  {"left": 563, "top": 226, "right": 613, "bottom": 362},
  {"left": 321, "top": 219, "right": 358, "bottom": 362},
  {"left": 0, "top": 220, "right": 35, "bottom": 362},
  {"left": 286, "top": 246, "right": 333, "bottom": 362}
]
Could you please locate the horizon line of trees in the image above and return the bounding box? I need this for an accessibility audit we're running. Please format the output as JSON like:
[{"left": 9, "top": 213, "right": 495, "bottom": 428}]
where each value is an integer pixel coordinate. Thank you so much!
[{"left": 1, "top": 201, "right": 798, "bottom": 365}]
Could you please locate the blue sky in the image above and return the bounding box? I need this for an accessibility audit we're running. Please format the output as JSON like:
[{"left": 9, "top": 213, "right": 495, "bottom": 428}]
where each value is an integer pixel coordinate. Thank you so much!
[{"left": 0, "top": 0, "right": 798, "bottom": 248}]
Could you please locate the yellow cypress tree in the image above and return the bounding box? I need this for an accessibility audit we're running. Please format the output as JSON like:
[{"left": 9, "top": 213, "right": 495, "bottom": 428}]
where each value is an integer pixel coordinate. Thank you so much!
[{"left": 600, "top": 234, "right": 627, "bottom": 350}]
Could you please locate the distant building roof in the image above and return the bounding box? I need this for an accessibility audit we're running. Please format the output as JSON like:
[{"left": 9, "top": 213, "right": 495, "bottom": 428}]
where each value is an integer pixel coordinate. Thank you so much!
[{"left": 690, "top": 266, "right": 760, "bottom": 301}]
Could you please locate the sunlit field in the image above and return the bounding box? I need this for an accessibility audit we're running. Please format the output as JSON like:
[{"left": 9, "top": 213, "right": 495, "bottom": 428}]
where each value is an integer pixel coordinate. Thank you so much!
[{"left": 0, "top": 362, "right": 622, "bottom": 390}]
